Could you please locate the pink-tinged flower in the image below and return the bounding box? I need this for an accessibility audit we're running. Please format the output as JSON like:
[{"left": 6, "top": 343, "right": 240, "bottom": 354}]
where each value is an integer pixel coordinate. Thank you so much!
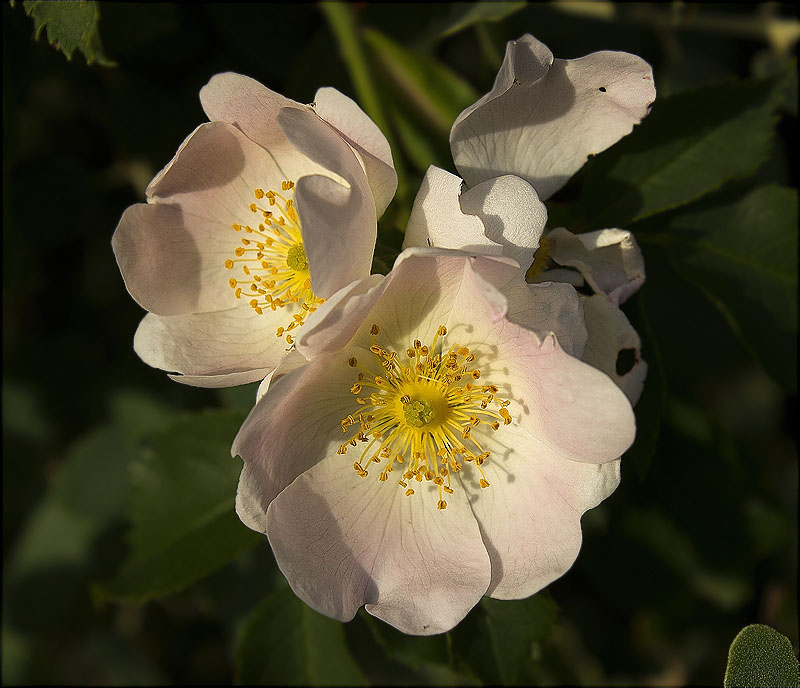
[
  {"left": 112, "top": 73, "right": 396, "bottom": 387},
  {"left": 450, "top": 33, "right": 656, "bottom": 200},
  {"left": 404, "top": 165, "right": 647, "bottom": 405},
  {"left": 232, "top": 249, "right": 634, "bottom": 635}
]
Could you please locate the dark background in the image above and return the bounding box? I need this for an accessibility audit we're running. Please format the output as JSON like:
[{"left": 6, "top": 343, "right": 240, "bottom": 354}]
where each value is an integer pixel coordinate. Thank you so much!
[{"left": 3, "top": 2, "right": 797, "bottom": 684}]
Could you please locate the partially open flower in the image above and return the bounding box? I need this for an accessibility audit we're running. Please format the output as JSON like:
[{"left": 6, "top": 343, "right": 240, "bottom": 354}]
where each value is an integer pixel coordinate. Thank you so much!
[
  {"left": 112, "top": 73, "right": 396, "bottom": 387},
  {"left": 450, "top": 33, "right": 656, "bottom": 200},
  {"left": 233, "top": 249, "right": 634, "bottom": 635},
  {"left": 404, "top": 165, "right": 648, "bottom": 404}
]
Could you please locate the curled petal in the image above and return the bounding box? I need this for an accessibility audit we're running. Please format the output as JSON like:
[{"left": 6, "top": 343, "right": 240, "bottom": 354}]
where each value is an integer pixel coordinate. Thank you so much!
[
  {"left": 451, "top": 34, "right": 656, "bottom": 199},
  {"left": 581, "top": 294, "right": 648, "bottom": 405},
  {"left": 277, "top": 108, "right": 377, "bottom": 298},
  {"left": 548, "top": 227, "right": 646, "bottom": 304},
  {"left": 404, "top": 166, "right": 501, "bottom": 255},
  {"left": 313, "top": 87, "right": 397, "bottom": 219}
]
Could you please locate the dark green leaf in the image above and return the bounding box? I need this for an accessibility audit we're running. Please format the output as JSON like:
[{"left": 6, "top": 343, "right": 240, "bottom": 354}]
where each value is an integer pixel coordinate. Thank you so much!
[
  {"left": 666, "top": 185, "right": 798, "bottom": 391},
  {"left": 362, "top": 27, "right": 480, "bottom": 134},
  {"left": 420, "top": 2, "right": 526, "bottom": 43},
  {"left": 23, "top": 0, "right": 115, "bottom": 66},
  {"left": 724, "top": 624, "right": 799, "bottom": 688},
  {"left": 451, "top": 593, "right": 559, "bottom": 684},
  {"left": 563, "top": 70, "right": 790, "bottom": 231},
  {"left": 622, "top": 288, "right": 666, "bottom": 481},
  {"left": 234, "top": 588, "right": 366, "bottom": 686},
  {"left": 99, "top": 409, "right": 261, "bottom": 603}
]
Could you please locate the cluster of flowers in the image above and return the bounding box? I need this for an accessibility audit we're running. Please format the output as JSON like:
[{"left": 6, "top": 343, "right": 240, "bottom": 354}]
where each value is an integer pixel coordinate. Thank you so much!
[{"left": 113, "top": 34, "right": 655, "bottom": 635}]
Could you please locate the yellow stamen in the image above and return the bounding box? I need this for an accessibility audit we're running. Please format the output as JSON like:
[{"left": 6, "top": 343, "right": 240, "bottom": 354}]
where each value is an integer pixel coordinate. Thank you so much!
[
  {"left": 338, "top": 324, "right": 512, "bottom": 510},
  {"left": 224, "top": 180, "right": 325, "bottom": 337}
]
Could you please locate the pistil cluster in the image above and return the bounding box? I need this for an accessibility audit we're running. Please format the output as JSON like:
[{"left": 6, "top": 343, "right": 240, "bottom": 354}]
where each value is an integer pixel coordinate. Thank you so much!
[
  {"left": 225, "top": 180, "right": 324, "bottom": 344},
  {"left": 338, "top": 324, "right": 512, "bottom": 510}
]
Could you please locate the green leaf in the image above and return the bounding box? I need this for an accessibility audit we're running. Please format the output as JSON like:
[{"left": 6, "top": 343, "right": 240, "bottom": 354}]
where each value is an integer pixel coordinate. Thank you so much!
[
  {"left": 234, "top": 588, "right": 366, "bottom": 686},
  {"left": 99, "top": 409, "right": 261, "bottom": 603},
  {"left": 23, "top": 0, "right": 116, "bottom": 66},
  {"left": 622, "top": 288, "right": 666, "bottom": 481},
  {"left": 564, "top": 70, "right": 790, "bottom": 231},
  {"left": 362, "top": 27, "right": 480, "bottom": 134},
  {"left": 665, "top": 185, "right": 798, "bottom": 391},
  {"left": 451, "top": 593, "right": 559, "bottom": 684},
  {"left": 421, "top": 2, "right": 526, "bottom": 42},
  {"left": 724, "top": 624, "right": 799, "bottom": 688},
  {"left": 6, "top": 391, "right": 177, "bottom": 582}
]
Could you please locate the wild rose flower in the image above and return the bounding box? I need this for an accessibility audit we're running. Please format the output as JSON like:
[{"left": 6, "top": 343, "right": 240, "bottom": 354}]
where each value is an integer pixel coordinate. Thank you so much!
[
  {"left": 450, "top": 33, "right": 656, "bottom": 200},
  {"left": 404, "top": 165, "right": 647, "bottom": 404},
  {"left": 232, "top": 249, "right": 635, "bottom": 635},
  {"left": 112, "top": 73, "right": 396, "bottom": 387}
]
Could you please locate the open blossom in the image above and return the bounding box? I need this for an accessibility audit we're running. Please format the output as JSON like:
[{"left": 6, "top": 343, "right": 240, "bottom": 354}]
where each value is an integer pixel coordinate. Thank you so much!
[
  {"left": 450, "top": 33, "right": 656, "bottom": 200},
  {"left": 232, "top": 248, "right": 635, "bottom": 635},
  {"left": 112, "top": 73, "right": 396, "bottom": 387},
  {"left": 404, "top": 165, "right": 648, "bottom": 405}
]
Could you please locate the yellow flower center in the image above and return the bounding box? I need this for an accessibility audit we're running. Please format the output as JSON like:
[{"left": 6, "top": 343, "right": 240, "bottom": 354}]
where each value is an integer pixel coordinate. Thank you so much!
[
  {"left": 225, "top": 180, "right": 325, "bottom": 345},
  {"left": 338, "top": 324, "right": 512, "bottom": 511}
]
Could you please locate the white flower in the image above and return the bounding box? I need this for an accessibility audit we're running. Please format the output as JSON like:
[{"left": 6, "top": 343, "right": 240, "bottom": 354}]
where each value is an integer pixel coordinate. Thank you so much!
[
  {"left": 450, "top": 33, "right": 656, "bottom": 200},
  {"left": 403, "top": 165, "right": 648, "bottom": 404},
  {"left": 112, "top": 73, "right": 396, "bottom": 387},
  {"left": 232, "top": 249, "right": 635, "bottom": 635}
]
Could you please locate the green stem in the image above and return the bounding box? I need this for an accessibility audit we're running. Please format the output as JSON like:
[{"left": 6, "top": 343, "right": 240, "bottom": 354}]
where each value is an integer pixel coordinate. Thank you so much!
[{"left": 319, "top": 1, "right": 408, "bottom": 208}]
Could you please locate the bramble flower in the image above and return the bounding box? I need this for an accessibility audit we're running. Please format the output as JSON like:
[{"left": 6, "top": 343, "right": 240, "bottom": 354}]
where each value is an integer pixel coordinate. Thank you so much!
[
  {"left": 450, "top": 33, "right": 656, "bottom": 200},
  {"left": 112, "top": 73, "right": 396, "bottom": 387},
  {"left": 232, "top": 249, "right": 635, "bottom": 635},
  {"left": 404, "top": 165, "right": 648, "bottom": 404}
]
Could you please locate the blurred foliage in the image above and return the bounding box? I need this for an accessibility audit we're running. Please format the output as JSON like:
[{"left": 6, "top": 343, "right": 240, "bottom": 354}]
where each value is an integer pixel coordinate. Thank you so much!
[{"left": 2, "top": 1, "right": 797, "bottom": 685}]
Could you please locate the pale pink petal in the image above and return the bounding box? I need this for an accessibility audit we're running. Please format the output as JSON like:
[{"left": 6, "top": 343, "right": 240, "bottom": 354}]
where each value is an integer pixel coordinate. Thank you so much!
[
  {"left": 232, "top": 351, "right": 363, "bottom": 513},
  {"left": 199, "top": 72, "right": 301, "bottom": 157},
  {"left": 297, "top": 274, "right": 386, "bottom": 358},
  {"left": 533, "top": 266, "right": 586, "bottom": 288},
  {"left": 313, "top": 87, "right": 397, "bottom": 219},
  {"left": 458, "top": 423, "right": 621, "bottom": 598},
  {"left": 255, "top": 348, "right": 310, "bottom": 402},
  {"left": 133, "top": 305, "right": 292, "bottom": 386},
  {"left": 277, "top": 108, "right": 377, "bottom": 298},
  {"left": 449, "top": 289, "right": 635, "bottom": 465},
  {"left": 581, "top": 294, "right": 648, "bottom": 405},
  {"left": 403, "top": 166, "right": 500, "bottom": 255},
  {"left": 548, "top": 227, "right": 646, "bottom": 304},
  {"left": 459, "top": 175, "right": 547, "bottom": 271},
  {"left": 113, "top": 121, "right": 303, "bottom": 316},
  {"left": 451, "top": 34, "right": 655, "bottom": 199},
  {"left": 502, "top": 280, "right": 588, "bottom": 358},
  {"left": 265, "top": 455, "right": 491, "bottom": 634},
  {"left": 169, "top": 369, "right": 274, "bottom": 388}
]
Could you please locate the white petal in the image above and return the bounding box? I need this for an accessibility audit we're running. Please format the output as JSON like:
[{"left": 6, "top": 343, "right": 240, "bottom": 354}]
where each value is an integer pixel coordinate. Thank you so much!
[
  {"left": 265, "top": 454, "right": 491, "bottom": 634},
  {"left": 133, "top": 305, "right": 291, "bottom": 385},
  {"left": 199, "top": 72, "right": 300, "bottom": 157},
  {"left": 277, "top": 108, "right": 377, "bottom": 298},
  {"left": 548, "top": 227, "right": 646, "bottom": 304},
  {"left": 113, "top": 121, "right": 303, "bottom": 316},
  {"left": 232, "top": 352, "right": 362, "bottom": 512},
  {"left": 403, "top": 166, "right": 500, "bottom": 254},
  {"left": 581, "top": 294, "right": 648, "bottom": 405},
  {"left": 502, "top": 280, "right": 588, "bottom": 358},
  {"left": 451, "top": 34, "right": 655, "bottom": 199},
  {"left": 313, "top": 87, "right": 397, "bottom": 219},
  {"left": 459, "top": 175, "right": 547, "bottom": 272},
  {"left": 459, "top": 423, "right": 620, "bottom": 598}
]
